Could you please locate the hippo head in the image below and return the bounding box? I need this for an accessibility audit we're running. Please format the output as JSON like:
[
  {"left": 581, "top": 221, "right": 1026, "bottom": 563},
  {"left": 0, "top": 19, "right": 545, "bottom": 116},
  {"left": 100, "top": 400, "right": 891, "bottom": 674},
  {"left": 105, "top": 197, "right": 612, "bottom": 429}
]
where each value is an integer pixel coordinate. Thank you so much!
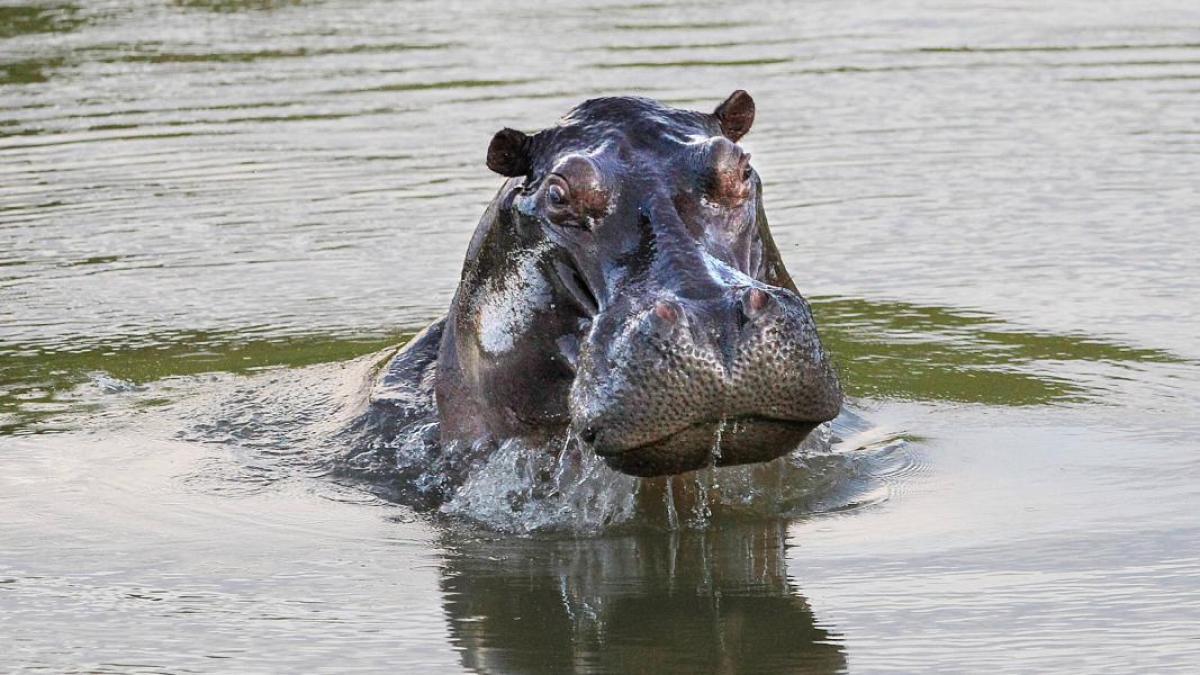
[{"left": 436, "top": 92, "right": 842, "bottom": 477}]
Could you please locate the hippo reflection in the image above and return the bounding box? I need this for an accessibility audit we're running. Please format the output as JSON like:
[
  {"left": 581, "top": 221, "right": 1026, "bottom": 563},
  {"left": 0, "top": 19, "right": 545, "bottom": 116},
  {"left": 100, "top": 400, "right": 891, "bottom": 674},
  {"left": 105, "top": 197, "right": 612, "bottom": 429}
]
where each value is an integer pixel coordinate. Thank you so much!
[
  {"left": 369, "top": 91, "right": 842, "bottom": 480},
  {"left": 439, "top": 521, "right": 846, "bottom": 674}
]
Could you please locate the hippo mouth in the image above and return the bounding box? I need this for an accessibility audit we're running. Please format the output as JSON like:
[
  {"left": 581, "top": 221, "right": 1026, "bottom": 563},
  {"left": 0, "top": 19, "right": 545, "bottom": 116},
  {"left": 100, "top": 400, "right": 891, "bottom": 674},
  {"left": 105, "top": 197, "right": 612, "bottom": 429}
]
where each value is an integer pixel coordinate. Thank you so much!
[{"left": 590, "top": 415, "right": 821, "bottom": 477}]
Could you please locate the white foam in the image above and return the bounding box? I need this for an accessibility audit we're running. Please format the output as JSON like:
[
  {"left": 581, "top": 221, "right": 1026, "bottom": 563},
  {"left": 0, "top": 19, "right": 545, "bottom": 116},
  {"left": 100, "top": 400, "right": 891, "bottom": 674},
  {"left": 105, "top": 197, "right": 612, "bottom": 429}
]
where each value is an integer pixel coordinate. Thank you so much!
[
  {"left": 441, "top": 436, "right": 640, "bottom": 534},
  {"left": 436, "top": 421, "right": 853, "bottom": 534}
]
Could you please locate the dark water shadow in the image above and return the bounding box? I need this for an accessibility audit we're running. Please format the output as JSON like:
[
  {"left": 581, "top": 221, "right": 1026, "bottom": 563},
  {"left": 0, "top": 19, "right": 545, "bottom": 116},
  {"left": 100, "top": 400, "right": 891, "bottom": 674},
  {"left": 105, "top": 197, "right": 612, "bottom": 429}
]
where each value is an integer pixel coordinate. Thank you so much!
[{"left": 439, "top": 520, "right": 845, "bottom": 674}]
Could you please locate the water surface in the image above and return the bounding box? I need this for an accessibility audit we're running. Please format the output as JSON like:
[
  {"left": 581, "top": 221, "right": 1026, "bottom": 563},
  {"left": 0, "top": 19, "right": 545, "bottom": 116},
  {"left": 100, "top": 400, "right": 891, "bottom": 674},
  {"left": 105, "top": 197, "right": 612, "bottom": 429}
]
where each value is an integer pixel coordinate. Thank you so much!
[{"left": 2, "top": 1, "right": 1199, "bottom": 672}]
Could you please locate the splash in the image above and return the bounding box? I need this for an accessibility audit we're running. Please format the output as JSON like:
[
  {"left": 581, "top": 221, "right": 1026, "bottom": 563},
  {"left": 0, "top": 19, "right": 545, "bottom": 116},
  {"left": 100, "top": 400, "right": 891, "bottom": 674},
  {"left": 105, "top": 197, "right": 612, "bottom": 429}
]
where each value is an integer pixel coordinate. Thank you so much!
[
  {"left": 113, "top": 350, "right": 899, "bottom": 535},
  {"left": 351, "top": 408, "right": 880, "bottom": 534},
  {"left": 441, "top": 434, "right": 641, "bottom": 534}
]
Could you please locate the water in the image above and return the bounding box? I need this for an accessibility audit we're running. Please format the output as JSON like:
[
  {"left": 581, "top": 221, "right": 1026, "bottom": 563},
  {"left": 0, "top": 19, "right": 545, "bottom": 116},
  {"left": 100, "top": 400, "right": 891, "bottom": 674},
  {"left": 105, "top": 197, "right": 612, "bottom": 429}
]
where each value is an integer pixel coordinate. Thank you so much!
[{"left": 2, "top": 0, "right": 1199, "bottom": 671}]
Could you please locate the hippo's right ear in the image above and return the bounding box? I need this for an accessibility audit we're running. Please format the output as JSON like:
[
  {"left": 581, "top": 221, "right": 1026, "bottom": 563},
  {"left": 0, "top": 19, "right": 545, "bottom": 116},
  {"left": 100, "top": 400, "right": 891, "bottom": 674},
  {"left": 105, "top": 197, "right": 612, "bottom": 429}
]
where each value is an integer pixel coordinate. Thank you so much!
[
  {"left": 713, "top": 90, "right": 755, "bottom": 142},
  {"left": 486, "top": 128, "right": 532, "bottom": 177}
]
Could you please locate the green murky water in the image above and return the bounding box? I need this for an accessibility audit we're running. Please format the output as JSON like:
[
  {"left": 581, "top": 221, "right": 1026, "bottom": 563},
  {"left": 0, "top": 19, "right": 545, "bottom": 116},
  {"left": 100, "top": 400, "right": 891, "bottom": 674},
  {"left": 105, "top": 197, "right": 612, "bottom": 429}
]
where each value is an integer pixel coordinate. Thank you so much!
[{"left": 2, "top": 1, "right": 1199, "bottom": 672}]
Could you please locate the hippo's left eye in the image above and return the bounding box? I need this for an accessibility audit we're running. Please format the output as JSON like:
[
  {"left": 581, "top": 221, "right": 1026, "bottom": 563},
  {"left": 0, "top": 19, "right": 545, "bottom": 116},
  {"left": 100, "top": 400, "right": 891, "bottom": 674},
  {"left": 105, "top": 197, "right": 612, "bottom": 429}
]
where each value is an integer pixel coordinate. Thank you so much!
[
  {"left": 541, "top": 159, "right": 606, "bottom": 231},
  {"left": 542, "top": 175, "right": 585, "bottom": 229}
]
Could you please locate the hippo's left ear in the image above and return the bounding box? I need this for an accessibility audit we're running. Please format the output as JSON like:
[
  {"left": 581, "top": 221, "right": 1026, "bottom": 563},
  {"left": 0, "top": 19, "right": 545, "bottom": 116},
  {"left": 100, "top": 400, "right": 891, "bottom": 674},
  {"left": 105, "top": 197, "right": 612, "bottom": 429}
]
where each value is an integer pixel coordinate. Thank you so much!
[
  {"left": 486, "top": 128, "right": 532, "bottom": 177},
  {"left": 713, "top": 90, "right": 755, "bottom": 142}
]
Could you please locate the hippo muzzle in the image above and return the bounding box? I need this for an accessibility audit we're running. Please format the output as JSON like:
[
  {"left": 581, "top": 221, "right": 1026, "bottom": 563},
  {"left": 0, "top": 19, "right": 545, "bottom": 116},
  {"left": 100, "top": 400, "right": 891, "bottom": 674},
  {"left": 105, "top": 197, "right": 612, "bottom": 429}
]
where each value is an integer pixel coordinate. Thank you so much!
[{"left": 570, "top": 245, "right": 842, "bottom": 476}]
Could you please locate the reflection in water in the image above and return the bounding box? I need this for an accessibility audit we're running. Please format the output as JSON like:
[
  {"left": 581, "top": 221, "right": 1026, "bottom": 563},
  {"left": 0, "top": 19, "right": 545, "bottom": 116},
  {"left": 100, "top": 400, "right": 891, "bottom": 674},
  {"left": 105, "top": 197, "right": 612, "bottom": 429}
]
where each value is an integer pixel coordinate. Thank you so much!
[
  {"left": 812, "top": 296, "right": 1183, "bottom": 405},
  {"left": 173, "top": 0, "right": 304, "bottom": 12},
  {"left": 440, "top": 522, "right": 845, "bottom": 674},
  {"left": 0, "top": 295, "right": 1181, "bottom": 434},
  {"left": 0, "top": 4, "right": 80, "bottom": 86},
  {"left": 0, "top": 56, "right": 65, "bottom": 86},
  {"left": 0, "top": 329, "right": 407, "bottom": 435},
  {"left": 0, "top": 4, "right": 82, "bottom": 40}
]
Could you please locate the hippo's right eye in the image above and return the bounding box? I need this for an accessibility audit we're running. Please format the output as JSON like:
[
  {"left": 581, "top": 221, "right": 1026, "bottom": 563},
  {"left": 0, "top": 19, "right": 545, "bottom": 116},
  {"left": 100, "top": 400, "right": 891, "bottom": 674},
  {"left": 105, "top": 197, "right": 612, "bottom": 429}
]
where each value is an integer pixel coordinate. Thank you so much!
[
  {"left": 547, "top": 183, "right": 568, "bottom": 207},
  {"left": 703, "top": 141, "right": 753, "bottom": 208}
]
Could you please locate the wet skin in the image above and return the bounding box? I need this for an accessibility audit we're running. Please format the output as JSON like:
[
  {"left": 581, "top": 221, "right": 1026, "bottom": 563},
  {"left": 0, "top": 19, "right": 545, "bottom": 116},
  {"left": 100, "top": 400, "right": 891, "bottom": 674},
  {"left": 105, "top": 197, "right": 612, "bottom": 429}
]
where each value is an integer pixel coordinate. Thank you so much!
[{"left": 373, "top": 91, "right": 843, "bottom": 477}]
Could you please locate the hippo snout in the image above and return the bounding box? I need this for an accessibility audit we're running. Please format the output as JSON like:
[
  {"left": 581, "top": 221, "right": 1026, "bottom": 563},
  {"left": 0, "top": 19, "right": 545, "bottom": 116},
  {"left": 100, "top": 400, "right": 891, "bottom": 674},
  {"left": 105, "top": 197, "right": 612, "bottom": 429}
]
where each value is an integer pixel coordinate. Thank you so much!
[{"left": 570, "top": 285, "right": 842, "bottom": 476}]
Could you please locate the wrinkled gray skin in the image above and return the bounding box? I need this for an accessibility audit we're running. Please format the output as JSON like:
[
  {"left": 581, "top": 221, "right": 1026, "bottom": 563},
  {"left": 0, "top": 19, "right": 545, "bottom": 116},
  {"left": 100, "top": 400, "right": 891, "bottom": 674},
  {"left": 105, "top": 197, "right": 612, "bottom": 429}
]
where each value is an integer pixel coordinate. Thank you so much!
[{"left": 371, "top": 91, "right": 842, "bottom": 477}]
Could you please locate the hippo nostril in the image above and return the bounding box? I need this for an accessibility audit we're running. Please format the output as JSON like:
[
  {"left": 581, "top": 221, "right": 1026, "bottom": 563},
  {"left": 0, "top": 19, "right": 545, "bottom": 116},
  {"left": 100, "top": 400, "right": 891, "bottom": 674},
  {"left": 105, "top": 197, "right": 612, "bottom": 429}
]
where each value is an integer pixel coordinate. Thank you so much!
[
  {"left": 742, "top": 287, "right": 772, "bottom": 319},
  {"left": 578, "top": 425, "right": 599, "bottom": 445},
  {"left": 749, "top": 288, "right": 769, "bottom": 312},
  {"left": 654, "top": 300, "right": 679, "bottom": 324}
]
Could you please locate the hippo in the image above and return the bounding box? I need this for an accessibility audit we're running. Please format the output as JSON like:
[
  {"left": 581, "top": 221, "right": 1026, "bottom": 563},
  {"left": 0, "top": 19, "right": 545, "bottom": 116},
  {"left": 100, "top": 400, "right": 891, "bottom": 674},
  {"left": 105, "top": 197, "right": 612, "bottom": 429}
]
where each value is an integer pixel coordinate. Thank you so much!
[{"left": 366, "top": 91, "right": 842, "bottom": 481}]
